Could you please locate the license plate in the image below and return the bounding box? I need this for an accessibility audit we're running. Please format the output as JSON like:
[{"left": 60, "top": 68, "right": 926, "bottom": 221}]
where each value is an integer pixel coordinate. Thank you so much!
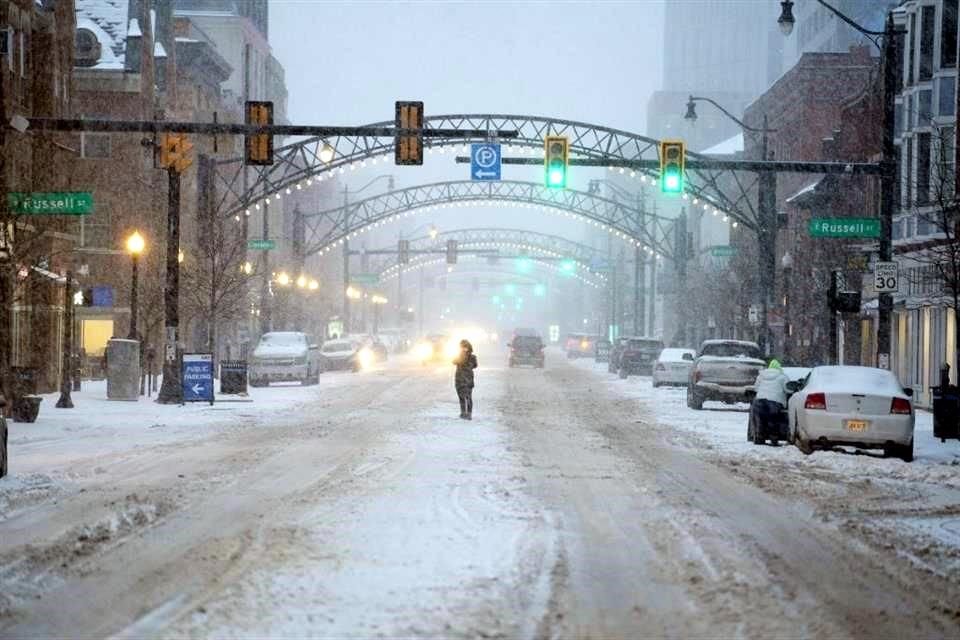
[{"left": 845, "top": 419, "right": 868, "bottom": 432}]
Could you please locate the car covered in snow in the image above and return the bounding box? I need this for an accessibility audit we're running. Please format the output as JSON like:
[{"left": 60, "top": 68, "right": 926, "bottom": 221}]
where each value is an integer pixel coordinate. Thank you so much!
[
  {"left": 686, "top": 340, "right": 765, "bottom": 410},
  {"left": 320, "top": 339, "right": 363, "bottom": 372},
  {"left": 564, "top": 333, "right": 598, "bottom": 359},
  {"left": 652, "top": 348, "right": 696, "bottom": 387},
  {"left": 617, "top": 337, "right": 664, "bottom": 378},
  {"left": 787, "top": 365, "right": 915, "bottom": 461},
  {"left": 249, "top": 331, "right": 322, "bottom": 387},
  {"left": 508, "top": 333, "right": 545, "bottom": 368}
]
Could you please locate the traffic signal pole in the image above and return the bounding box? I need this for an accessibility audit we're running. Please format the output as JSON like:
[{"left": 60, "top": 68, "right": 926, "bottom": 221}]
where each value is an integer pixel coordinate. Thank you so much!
[
  {"left": 876, "top": 13, "right": 899, "bottom": 370},
  {"left": 757, "top": 117, "right": 778, "bottom": 356},
  {"left": 259, "top": 197, "right": 271, "bottom": 336},
  {"left": 157, "top": 168, "right": 183, "bottom": 404}
]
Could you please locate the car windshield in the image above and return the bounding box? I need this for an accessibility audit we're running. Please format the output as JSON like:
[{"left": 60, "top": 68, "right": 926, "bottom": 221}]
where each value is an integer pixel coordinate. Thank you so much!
[
  {"left": 627, "top": 339, "right": 662, "bottom": 350},
  {"left": 258, "top": 332, "right": 306, "bottom": 346},
  {"left": 322, "top": 341, "right": 354, "bottom": 353},
  {"left": 700, "top": 342, "right": 762, "bottom": 359},
  {"left": 514, "top": 336, "right": 542, "bottom": 348}
]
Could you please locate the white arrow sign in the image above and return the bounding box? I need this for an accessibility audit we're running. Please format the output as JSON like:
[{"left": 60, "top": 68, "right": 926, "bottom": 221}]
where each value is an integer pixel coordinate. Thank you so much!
[
  {"left": 474, "top": 169, "right": 498, "bottom": 179},
  {"left": 192, "top": 383, "right": 204, "bottom": 395}
]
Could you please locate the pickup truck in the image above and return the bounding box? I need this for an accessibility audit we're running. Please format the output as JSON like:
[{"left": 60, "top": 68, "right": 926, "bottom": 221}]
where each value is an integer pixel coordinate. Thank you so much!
[{"left": 686, "top": 339, "right": 765, "bottom": 410}]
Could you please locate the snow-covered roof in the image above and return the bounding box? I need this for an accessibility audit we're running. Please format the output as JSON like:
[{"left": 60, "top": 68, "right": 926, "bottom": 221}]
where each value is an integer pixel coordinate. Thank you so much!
[
  {"left": 75, "top": 0, "right": 129, "bottom": 70},
  {"left": 702, "top": 133, "right": 744, "bottom": 156}
]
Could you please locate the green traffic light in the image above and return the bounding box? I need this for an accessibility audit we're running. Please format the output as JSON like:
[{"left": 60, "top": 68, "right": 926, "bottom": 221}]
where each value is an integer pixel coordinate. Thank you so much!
[
  {"left": 560, "top": 260, "right": 576, "bottom": 274},
  {"left": 548, "top": 169, "right": 565, "bottom": 186},
  {"left": 662, "top": 170, "right": 682, "bottom": 194}
]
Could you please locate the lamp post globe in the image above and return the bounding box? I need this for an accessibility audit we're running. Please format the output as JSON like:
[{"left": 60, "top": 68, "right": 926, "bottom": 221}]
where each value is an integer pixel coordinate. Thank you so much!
[
  {"left": 778, "top": 1, "right": 795, "bottom": 36},
  {"left": 125, "top": 231, "right": 145, "bottom": 341}
]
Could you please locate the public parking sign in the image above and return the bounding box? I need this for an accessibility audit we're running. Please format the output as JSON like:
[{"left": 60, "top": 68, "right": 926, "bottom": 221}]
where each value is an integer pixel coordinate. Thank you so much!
[
  {"left": 470, "top": 143, "right": 501, "bottom": 181},
  {"left": 182, "top": 353, "right": 214, "bottom": 405},
  {"left": 874, "top": 261, "right": 899, "bottom": 293}
]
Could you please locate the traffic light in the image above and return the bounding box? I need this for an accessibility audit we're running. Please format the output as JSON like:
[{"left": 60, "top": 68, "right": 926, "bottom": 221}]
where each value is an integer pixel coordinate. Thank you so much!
[
  {"left": 245, "top": 100, "right": 274, "bottom": 166},
  {"left": 544, "top": 135, "right": 569, "bottom": 188},
  {"left": 560, "top": 259, "right": 576, "bottom": 275},
  {"left": 398, "top": 239, "right": 410, "bottom": 264},
  {"left": 160, "top": 133, "right": 194, "bottom": 173},
  {"left": 395, "top": 100, "right": 423, "bottom": 165},
  {"left": 659, "top": 140, "right": 685, "bottom": 194},
  {"left": 446, "top": 239, "right": 457, "bottom": 264}
]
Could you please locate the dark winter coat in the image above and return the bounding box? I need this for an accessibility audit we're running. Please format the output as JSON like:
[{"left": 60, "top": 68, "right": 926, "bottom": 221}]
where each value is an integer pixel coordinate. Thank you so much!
[{"left": 453, "top": 352, "right": 478, "bottom": 389}]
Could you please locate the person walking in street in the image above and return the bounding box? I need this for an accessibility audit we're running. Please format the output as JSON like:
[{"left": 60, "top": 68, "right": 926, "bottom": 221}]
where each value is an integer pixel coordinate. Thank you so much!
[
  {"left": 453, "top": 339, "right": 478, "bottom": 420},
  {"left": 750, "top": 358, "right": 790, "bottom": 443}
]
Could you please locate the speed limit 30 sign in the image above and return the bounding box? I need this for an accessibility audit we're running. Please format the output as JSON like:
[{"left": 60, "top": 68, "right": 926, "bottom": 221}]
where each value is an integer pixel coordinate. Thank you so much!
[{"left": 874, "top": 261, "right": 899, "bottom": 293}]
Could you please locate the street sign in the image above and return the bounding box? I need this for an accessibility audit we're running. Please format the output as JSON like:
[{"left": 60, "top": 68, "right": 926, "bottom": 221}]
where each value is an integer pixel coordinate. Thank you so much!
[
  {"left": 9, "top": 192, "right": 93, "bottom": 215},
  {"left": 470, "top": 143, "right": 501, "bottom": 181},
  {"left": 808, "top": 218, "right": 881, "bottom": 238},
  {"left": 874, "top": 261, "right": 899, "bottom": 293},
  {"left": 710, "top": 245, "right": 737, "bottom": 257},
  {"left": 748, "top": 305, "right": 759, "bottom": 325},
  {"left": 247, "top": 239, "right": 276, "bottom": 250},
  {"left": 182, "top": 353, "right": 214, "bottom": 404},
  {"left": 91, "top": 286, "right": 113, "bottom": 307},
  {"left": 352, "top": 273, "right": 380, "bottom": 285}
]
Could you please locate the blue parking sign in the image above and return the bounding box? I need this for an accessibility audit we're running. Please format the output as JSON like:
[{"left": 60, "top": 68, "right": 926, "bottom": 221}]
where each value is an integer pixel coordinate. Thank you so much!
[
  {"left": 470, "top": 143, "right": 501, "bottom": 181},
  {"left": 182, "top": 353, "right": 214, "bottom": 404}
]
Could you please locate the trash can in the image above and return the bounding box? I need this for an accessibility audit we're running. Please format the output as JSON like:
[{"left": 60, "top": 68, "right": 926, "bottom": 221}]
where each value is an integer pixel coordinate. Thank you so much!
[
  {"left": 933, "top": 385, "right": 960, "bottom": 442},
  {"left": 106, "top": 338, "right": 140, "bottom": 401},
  {"left": 10, "top": 367, "right": 41, "bottom": 423}
]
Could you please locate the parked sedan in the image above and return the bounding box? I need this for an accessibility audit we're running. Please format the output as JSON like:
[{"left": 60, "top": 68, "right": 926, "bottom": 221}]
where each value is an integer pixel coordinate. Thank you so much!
[
  {"left": 249, "top": 331, "right": 322, "bottom": 387},
  {"left": 652, "top": 348, "right": 696, "bottom": 387},
  {"left": 788, "top": 365, "right": 915, "bottom": 462}
]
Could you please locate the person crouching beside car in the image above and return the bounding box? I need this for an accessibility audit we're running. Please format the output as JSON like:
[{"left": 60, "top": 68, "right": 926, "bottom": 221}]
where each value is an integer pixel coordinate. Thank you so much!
[{"left": 752, "top": 359, "right": 789, "bottom": 432}]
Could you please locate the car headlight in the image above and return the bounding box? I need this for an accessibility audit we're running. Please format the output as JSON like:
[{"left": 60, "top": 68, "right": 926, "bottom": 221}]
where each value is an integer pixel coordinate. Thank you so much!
[
  {"left": 358, "top": 347, "right": 375, "bottom": 369},
  {"left": 414, "top": 343, "right": 433, "bottom": 360},
  {"left": 444, "top": 340, "right": 460, "bottom": 359}
]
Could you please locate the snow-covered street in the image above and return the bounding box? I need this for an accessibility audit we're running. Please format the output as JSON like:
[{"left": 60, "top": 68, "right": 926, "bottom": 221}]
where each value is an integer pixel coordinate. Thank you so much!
[{"left": 1, "top": 349, "right": 959, "bottom": 638}]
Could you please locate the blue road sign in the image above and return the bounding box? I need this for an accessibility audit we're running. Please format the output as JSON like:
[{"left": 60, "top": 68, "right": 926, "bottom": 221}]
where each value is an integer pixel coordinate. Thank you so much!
[
  {"left": 182, "top": 353, "right": 214, "bottom": 404},
  {"left": 471, "top": 143, "right": 501, "bottom": 181}
]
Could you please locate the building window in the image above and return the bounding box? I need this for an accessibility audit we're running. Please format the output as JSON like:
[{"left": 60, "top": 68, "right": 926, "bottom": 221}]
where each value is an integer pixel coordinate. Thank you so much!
[
  {"left": 943, "top": 1, "right": 959, "bottom": 68},
  {"left": 905, "top": 136, "right": 914, "bottom": 207},
  {"left": 81, "top": 133, "right": 111, "bottom": 159},
  {"left": 919, "top": 89, "right": 933, "bottom": 124},
  {"left": 909, "top": 12, "right": 917, "bottom": 85},
  {"left": 939, "top": 76, "right": 956, "bottom": 115},
  {"left": 921, "top": 6, "right": 936, "bottom": 80},
  {"left": 917, "top": 132, "right": 931, "bottom": 205},
  {"left": 896, "top": 101, "right": 905, "bottom": 136},
  {"left": 936, "top": 125, "right": 955, "bottom": 199}
]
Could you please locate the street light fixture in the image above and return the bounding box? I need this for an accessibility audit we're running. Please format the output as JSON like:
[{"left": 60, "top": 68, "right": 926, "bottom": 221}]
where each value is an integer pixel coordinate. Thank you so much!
[
  {"left": 777, "top": 1, "right": 795, "bottom": 36},
  {"left": 319, "top": 143, "right": 335, "bottom": 164},
  {"left": 296, "top": 274, "right": 308, "bottom": 289},
  {"left": 125, "top": 231, "right": 145, "bottom": 340},
  {"left": 276, "top": 271, "right": 291, "bottom": 287},
  {"left": 241, "top": 261, "right": 253, "bottom": 275}
]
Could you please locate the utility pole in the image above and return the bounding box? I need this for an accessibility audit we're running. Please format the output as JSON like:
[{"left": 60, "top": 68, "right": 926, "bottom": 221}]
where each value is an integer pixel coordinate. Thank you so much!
[
  {"left": 259, "top": 197, "right": 271, "bottom": 336},
  {"left": 157, "top": 168, "right": 183, "bottom": 404},
  {"left": 418, "top": 265, "right": 424, "bottom": 335},
  {"left": 635, "top": 190, "right": 646, "bottom": 335},
  {"left": 342, "top": 187, "right": 351, "bottom": 334},
  {"left": 757, "top": 114, "right": 777, "bottom": 357},
  {"left": 876, "top": 12, "right": 899, "bottom": 370},
  {"left": 0, "top": 58, "right": 11, "bottom": 413},
  {"left": 649, "top": 200, "right": 659, "bottom": 338}
]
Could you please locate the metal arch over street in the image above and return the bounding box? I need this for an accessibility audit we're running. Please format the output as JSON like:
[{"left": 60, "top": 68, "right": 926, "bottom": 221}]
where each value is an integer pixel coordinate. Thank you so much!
[
  {"left": 300, "top": 180, "right": 680, "bottom": 261},
  {"left": 362, "top": 228, "right": 612, "bottom": 276},
  {"left": 213, "top": 114, "right": 759, "bottom": 226},
  {"left": 377, "top": 255, "right": 608, "bottom": 291}
]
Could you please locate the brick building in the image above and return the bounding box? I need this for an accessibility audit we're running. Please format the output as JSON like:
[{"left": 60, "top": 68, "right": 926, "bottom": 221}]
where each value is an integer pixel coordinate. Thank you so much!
[
  {"left": 736, "top": 48, "right": 879, "bottom": 364},
  {"left": 0, "top": 0, "right": 76, "bottom": 392}
]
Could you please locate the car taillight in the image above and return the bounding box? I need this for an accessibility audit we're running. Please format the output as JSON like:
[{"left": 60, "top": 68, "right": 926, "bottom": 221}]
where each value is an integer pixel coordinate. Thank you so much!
[
  {"left": 891, "top": 397, "right": 912, "bottom": 415},
  {"left": 693, "top": 369, "right": 701, "bottom": 383},
  {"left": 804, "top": 392, "right": 826, "bottom": 410},
  {"left": 656, "top": 363, "right": 666, "bottom": 371}
]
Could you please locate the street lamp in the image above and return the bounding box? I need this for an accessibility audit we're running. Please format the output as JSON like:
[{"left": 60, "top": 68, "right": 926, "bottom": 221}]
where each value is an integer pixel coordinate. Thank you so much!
[
  {"left": 781, "top": 251, "right": 794, "bottom": 360},
  {"left": 684, "top": 95, "right": 778, "bottom": 354},
  {"left": 777, "top": 0, "right": 903, "bottom": 369},
  {"left": 125, "top": 231, "right": 145, "bottom": 340},
  {"left": 296, "top": 274, "right": 308, "bottom": 289},
  {"left": 319, "top": 142, "right": 335, "bottom": 164},
  {"left": 777, "top": 1, "right": 795, "bottom": 36},
  {"left": 276, "top": 271, "right": 291, "bottom": 287}
]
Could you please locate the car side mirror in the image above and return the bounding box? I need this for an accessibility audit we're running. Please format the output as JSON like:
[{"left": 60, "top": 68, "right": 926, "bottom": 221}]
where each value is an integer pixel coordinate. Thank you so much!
[
  {"left": 785, "top": 381, "right": 801, "bottom": 393},
  {"left": 903, "top": 387, "right": 914, "bottom": 397},
  {"left": 745, "top": 389, "right": 757, "bottom": 399}
]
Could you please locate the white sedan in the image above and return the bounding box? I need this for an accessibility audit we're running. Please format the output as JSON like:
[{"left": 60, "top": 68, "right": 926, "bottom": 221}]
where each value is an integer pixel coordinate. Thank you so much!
[
  {"left": 652, "top": 348, "right": 696, "bottom": 387},
  {"left": 787, "top": 366, "right": 914, "bottom": 462}
]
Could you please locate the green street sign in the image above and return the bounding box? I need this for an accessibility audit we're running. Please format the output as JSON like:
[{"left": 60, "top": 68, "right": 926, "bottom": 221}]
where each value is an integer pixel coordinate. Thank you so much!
[
  {"left": 352, "top": 273, "right": 380, "bottom": 285},
  {"left": 9, "top": 192, "right": 93, "bottom": 215},
  {"left": 247, "top": 239, "right": 276, "bottom": 250},
  {"left": 710, "top": 245, "right": 737, "bottom": 257},
  {"left": 809, "top": 218, "right": 881, "bottom": 238}
]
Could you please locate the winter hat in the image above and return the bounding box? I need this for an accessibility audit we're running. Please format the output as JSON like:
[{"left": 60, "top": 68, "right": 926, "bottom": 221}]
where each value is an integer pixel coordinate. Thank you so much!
[{"left": 768, "top": 359, "right": 782, "bottom": 370}]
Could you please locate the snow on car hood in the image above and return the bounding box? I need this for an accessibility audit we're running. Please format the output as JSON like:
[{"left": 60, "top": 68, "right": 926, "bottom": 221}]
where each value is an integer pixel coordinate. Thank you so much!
[{"left": 808, "top": 366, "right": 907, "bottom": 397}]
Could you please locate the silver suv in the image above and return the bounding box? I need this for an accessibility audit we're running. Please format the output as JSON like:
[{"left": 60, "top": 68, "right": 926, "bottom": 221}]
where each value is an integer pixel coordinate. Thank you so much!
[{"left": 249, "top": 332, "right": 322, "bottom": 387}]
